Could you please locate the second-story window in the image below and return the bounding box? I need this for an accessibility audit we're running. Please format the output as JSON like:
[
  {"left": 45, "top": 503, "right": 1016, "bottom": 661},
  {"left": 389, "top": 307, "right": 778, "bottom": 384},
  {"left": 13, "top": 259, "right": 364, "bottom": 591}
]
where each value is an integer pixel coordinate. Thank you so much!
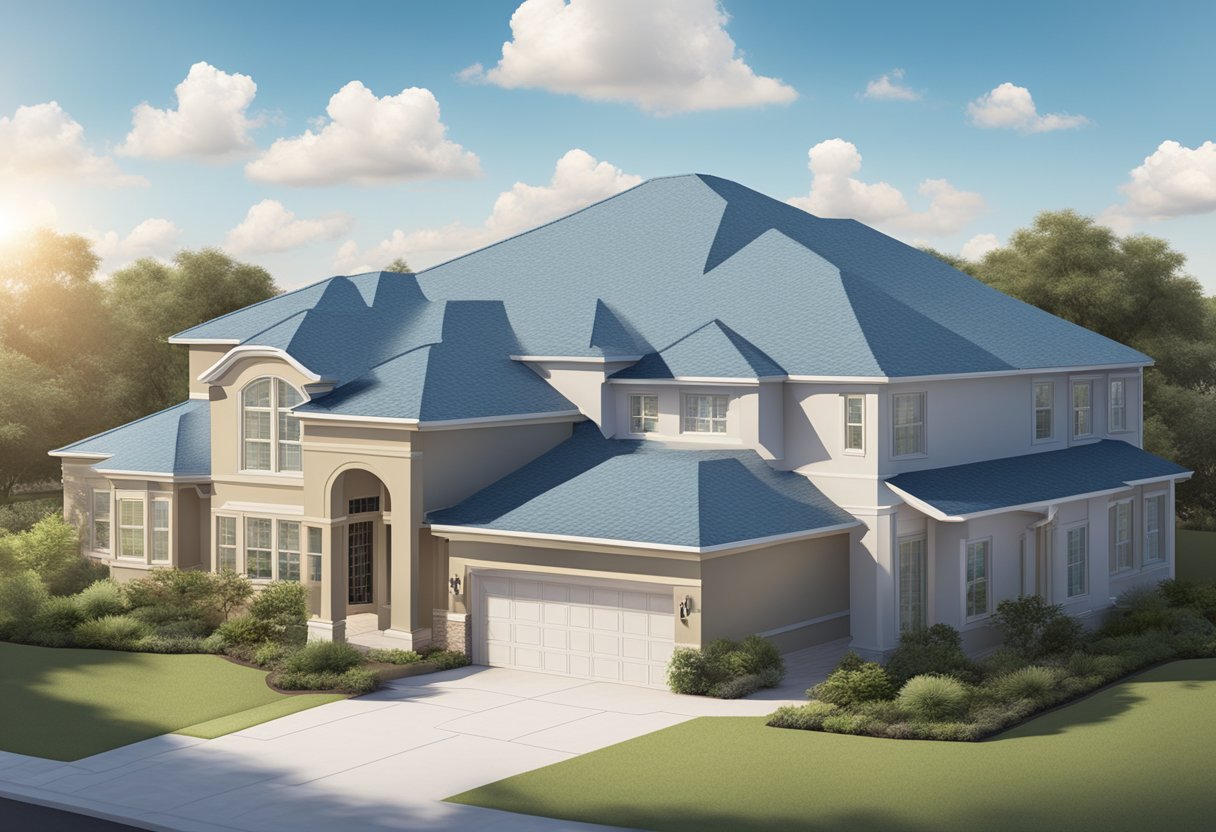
[
  {"left": 242, "top": 378, "right": 304, "bottom": 473},
  {"left": 1109, "top": 379, "right": 1127, "bottom": 432},
  {"left": 892, "top": 392, "right": 926, "bottom": 457},
  {"left": 1033, "top": 381, "right": 1054, "bottom": 441},
  {"left": 1072, "top": 381, "right": 1093, "bottom": 438},
  {"left": 844, "top": 394, "right": 865, "bottom": 453},
  {"left": 630, "top": 394, "right": 658, "bottom": 434},
  {"left": 683, "top": 394, "right": 728, "bottom": 434}
]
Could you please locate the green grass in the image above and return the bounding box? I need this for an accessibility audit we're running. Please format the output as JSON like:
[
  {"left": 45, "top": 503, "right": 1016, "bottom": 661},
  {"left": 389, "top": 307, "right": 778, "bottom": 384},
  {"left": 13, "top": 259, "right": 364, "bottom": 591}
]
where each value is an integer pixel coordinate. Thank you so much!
[
  {"left": 0, "top": 642, "right": 342, "bottom": 761},
  {"left": 451, "top": 659, "right": 1216, "bottom": 832},
  {"left": 1176, "top": 528, "right": 1216, "bottom": 582}
]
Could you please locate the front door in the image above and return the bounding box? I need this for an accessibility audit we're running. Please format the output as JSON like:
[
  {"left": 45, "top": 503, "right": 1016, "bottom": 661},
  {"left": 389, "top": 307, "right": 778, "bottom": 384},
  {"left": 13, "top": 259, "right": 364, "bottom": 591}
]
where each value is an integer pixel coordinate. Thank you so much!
[{"left": 348, "top": 521, "right": 373, "bottom": 605}]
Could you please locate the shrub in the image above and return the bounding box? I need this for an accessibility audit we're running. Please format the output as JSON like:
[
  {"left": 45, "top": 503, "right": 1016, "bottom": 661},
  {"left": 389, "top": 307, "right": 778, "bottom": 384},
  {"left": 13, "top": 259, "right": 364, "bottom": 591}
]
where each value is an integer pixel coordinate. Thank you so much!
[
  {"left": 215, "top": 614, "right": 276, "bottom": 647},
  {"left": 897, "top": 674, "right": 969, "bottom": 721},
  {"left": 134, "top": 635, "right": 212, "bottom": 654},
  {"left": 274, "top": 667, "right": 378, "bottom": 695},
  {"left": 124, "top": 569, "right": 251, "bottom": 631},
  {"left": 667, "top": 635, "right": 784, "bottom": 696},
  {"left": 989, "top": 665, "right": 1061, "bottom": 702},
  {"left": 992, "top": 596, "right": 1082, "bottom": 659},
  {"left": 821, "top": 712, "right": 871, "bottom": 734},
  {"left": 283, "top": 641, "right": 363, "bottom": 674},
  {"left": 979, "top": 648, "right": 1032, "bottom": 679},
  {"left": 73, "top": 615, "right": 151, "bottom": 650},
  {"left": 0, "top": 496, "right": 62, "bottom": 534},
  {"left": 767, "top": 701, "right": 838, "bottom": 730},
  {"left": 709, "top": 674, "right": 762, "bottom": 699},
  {"left": 0, "top": 570, "right": 49, "bottom": 640},
  {"left": 152, "top": 617, "right": 212, "bottom": 639},
  {"left": 34, "top": 595, "right": 84, "bottom": 633},
  {"left": 7, "top": 516, "right": 101, "bottom": 595},
  {"left": 365, "top": 648, "right": 422, "bottom": 665},
  {"left": 885, "top": 624, "right": 978, "bottom": 687},
  {"left": 1038, "top": 614, "right": 1084, "bottom": 656},
  {"left": 667, "top": 647, "right": 715, "bottom": 695},
  {"left": 1159, "top": 579, "right": 1216, "bottom": 619},
  {"left": 75, "top": 580, "right": 128, "bottom": 620},
  {"left": 1065, "top": 651, "right": 1122, "bottom": 681},
  {"left": 811, "top": 661, "right": 894, "bottom": 708},
  {"left": 423, "top": 648, "right": 472, "bottom": 670},
  {"left": 756, "top": 666, "right": 783, "bottom": 689},
  {"left": 249, "top": 580, "right": 308, "bottom": 636},
  {"left": 253, "top": 642, "right": 294, "bottom": 668}
]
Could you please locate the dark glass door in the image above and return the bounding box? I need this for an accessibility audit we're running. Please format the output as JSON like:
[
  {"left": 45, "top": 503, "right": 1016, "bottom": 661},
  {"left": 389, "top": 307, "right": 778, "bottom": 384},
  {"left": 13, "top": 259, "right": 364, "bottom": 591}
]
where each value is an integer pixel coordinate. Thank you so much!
[{"left": 348, "top": 521, "right": 373, "bottom": 605}]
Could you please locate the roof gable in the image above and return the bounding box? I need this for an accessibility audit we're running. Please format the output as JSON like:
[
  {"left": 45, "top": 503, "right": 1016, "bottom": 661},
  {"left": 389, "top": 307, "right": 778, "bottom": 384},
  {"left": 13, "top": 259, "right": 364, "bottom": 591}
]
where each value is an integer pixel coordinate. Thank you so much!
[{"left": 612, "top": 319, "right": 785, "bottom": 380}]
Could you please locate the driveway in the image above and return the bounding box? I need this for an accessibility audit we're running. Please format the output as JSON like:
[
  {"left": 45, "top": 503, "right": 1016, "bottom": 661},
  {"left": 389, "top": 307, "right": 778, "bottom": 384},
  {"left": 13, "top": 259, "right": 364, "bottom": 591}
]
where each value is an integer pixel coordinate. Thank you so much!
[{"left": 0, "top": 639, "right": 846, "bottom": 832}]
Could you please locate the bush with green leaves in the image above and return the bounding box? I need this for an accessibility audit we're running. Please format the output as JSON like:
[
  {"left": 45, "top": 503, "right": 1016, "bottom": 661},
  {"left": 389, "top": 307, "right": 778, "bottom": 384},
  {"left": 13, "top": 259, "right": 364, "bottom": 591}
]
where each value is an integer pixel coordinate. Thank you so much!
[
  {"left": 75, "top": 580, "right": 127, "bottom": 620},
  {"left": 365, "top": 648, "right": 422, "bottom": 665},
  {"left": 34, "top": 595, "right": 84, "bottom": 633},
  {"left": 666, "top": 635, "right": 785, "bottom": 698},
  {"left": 250, "top": 580, "right": 308, "bottom": 635},
  {"left": 0, "top": 496, "right": 62, "bottom": 534},
  {"left": 884, "top": 624, "right": 979, "bottom": 687},
  {"left": 215, "top": 614, "right": 277, "bottom": 647},
  {"left": 767, "top": 701, "right": 839, "bottom": 730},
  {"left": 0, "top": 570, "right": 49, "bottom": 640},
  {"left": 810, "top": 659, "right": 895, "bottom": 708},
  {"left": 988, "top": 665, "right": 1061, "bottom": 702},
  {"left": 283, "top": 641, "right": 363, "bottom": 674},
  {"left": 421, "top": 648, "right": 471, "bottom": 670},
  {"left": 273, "top": 667, "right": 378, "bottom": 695},
  {"left": 124, "top": 568, "right": 252, "bottom": 630},
  {"left": 1159, "top": 579, "right": 1216, "bottom": 621},
  {"left": 73, "top": 615, "right": 151, "bottom": 650},
  {"left": 709, "top": 673, "right": 763, "bottom": 699},
  {"left": 896, "top": 674, "right": 969, "bottom": 721}
]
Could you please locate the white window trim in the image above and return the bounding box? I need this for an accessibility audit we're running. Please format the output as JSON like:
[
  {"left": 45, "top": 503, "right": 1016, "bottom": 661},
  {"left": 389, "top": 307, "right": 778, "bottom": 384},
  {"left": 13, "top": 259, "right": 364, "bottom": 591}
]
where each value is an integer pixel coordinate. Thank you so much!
[
  {"left": 627, "top": 392, "right": 660, "bottom": 436},
  {"left": 896, "top": 533, "right": 927, "bottom": 632},
  {"left": 239, "top": 377, "right": 307, "bottom": 477},
  {"left": 681, "top": 393, "right": 730, "bottom": 436},
  {"left": 1108, "top": 375, "right": 1134, "bottom": 434},
  {"left": 1143, "top": 489, "right": 1167, "bottom": 565},
  {"left": 1064, "top": 520, "right": 1090, "bottom": 599},
  {"left": 843, "top": 393, "right": 866, "bottom": 456},
  {"left": 1031, "top": 379, "right": 1055, "bottom": 444},
  {"left": 115, "top": 491, "right": 147, "bottom": 563},
  {"left": 150, "top": 496, "right": 172, "bottom": 564},
  {"left": 219, "top": 513, "right": 309, "bottom": 583},
  {"left": 962, "top": 536, "right": 993, "bottom": 624},
  {"left": 215, "top": 513, "right": 239, "bottom": 573},
  {"left": 1070, "top": 377, "right": 1097, "bottom": 441},
  {"left": 91, "top": 487, "right": 113, "bottom": 555},
  {"left": 1109, "top": 497, "right": 1135, "bottom": 575},
  {"left": 891, "top": 391, "right": 928, "bottom": 459}
]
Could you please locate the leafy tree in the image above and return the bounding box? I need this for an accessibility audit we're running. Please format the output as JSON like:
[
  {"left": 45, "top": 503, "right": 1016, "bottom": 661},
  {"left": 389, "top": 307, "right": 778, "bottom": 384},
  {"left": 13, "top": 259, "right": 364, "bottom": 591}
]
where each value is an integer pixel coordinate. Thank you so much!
[
  {"left": 385, "top": 257, "right": 412, "bottom": 274},
  {"left": 0, "top": 348, "right": 71, "bottom": 497}
]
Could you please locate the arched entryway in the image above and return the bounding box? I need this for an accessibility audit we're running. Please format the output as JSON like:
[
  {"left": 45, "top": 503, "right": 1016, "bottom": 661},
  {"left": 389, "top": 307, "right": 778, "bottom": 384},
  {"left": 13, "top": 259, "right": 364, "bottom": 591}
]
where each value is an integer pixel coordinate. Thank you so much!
[{"left": 330, "top": 468, "right": 392, "bottom": 635}]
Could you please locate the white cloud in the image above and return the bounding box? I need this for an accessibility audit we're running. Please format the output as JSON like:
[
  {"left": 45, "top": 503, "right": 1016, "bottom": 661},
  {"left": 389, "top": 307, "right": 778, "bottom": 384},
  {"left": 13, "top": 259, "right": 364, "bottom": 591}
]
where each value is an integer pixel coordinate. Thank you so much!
[
  {"left": 225, "top": 199, "right": 353, "bottom": 254},
  {"left": 961, "top": 232, "right": 1001, "bottom": 261},
  {"left": 119, "top": 62, "right": 260, "bottom": 160},
  {"left": 788, "top": 138, "right": 985, "bottom": 236},
  {"left": 862, "top": 69, "right": 921, "bottom": 101},
  {"left": 85, "top": 218, "right": 182, "bottom": 275},
  {"left": 0, "top": 102, "right": 144, "bottom": 186},
  {"left": 1101, "top": 140, "right": 1216, "bottom": 227},
  {"left": 246, "top": 82, "right": 480, "bottom": 186},
  {"left": 967, "top": 83, "right": 1088, "bottom": 133},
  {"left": 334, "top": 148, "right": 641, "bottom": 272},
  {"left": 465, "top": 0, "right": 797, "bottom": 115}
]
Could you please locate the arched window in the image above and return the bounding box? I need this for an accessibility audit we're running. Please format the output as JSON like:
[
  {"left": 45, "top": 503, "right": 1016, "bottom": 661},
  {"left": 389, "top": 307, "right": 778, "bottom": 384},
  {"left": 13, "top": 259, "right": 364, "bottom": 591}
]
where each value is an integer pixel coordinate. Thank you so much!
[{"left": 242, "top": 378, "right": 304, "bottom": 472}]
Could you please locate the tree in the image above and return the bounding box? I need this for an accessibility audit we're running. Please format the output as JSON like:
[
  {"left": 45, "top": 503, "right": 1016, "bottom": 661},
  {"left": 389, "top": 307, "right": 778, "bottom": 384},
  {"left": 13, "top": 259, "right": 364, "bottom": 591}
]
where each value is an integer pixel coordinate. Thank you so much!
[
  {"left": 385, "top": 257, "right": 412, "bottom": 274},
  {"left": 926, "top": 211, "right": 1216, "bottom": 526},
  {"left": 0, "top": 348, "right": 71, "bottom": 498}
]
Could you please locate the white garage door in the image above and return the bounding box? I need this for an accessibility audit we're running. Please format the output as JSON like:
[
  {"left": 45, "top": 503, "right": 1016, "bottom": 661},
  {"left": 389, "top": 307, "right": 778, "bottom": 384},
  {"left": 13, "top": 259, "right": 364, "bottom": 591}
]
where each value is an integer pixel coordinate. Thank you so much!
[{"left": 476, "top": 572, "right": 676, "bottom": 688}]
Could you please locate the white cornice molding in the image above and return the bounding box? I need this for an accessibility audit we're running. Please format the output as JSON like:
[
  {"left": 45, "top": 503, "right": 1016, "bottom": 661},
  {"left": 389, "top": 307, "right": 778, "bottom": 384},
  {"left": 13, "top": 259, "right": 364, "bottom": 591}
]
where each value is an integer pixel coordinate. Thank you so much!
[
  {"left": 511, "top": 355, "right": 643, "bottom": 364},
  {"left": 197, "top": 345, "right": 335, "bottom": 385}
]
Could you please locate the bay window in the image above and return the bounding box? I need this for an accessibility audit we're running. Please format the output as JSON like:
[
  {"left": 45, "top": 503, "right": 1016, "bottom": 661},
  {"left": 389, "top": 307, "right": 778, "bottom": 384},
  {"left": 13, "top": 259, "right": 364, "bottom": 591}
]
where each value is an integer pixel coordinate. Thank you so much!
[{"left": 117, "top": 497, "right": 145, "bottom": 560}]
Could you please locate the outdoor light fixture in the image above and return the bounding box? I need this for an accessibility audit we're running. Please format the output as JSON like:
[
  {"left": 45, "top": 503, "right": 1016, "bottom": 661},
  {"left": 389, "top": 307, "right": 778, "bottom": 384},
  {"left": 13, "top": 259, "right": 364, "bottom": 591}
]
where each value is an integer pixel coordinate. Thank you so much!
[
  {"left": 679, "top": 595, "right": 693, "bottom": 621},
  {"left": 449, "top": 575, "right": 462, "bottom": 595}
]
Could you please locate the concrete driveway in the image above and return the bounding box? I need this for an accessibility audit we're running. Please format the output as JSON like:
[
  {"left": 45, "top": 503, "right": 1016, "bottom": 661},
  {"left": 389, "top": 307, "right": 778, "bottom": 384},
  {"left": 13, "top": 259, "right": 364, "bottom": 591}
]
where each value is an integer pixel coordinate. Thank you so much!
[{"left": 0, "top": 639, "right": 846, "bottom": 832}]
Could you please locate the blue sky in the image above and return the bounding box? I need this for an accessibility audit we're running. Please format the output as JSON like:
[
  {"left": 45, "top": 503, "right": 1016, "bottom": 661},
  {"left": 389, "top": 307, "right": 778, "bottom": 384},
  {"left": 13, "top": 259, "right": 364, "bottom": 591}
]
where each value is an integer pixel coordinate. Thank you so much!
[{"left": 2, "top": 0, "right": 1213, "bottom": 290}]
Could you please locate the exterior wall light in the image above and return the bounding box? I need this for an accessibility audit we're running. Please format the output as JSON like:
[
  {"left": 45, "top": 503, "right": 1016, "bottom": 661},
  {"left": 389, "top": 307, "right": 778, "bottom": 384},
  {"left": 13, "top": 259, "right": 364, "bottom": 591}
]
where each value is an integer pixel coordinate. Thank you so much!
[
  {"left": 449, "top": 575, "right": 462, "bottom": 595},
  {"left": 679, "top": 595, "right": 693, "bottom": 621}
]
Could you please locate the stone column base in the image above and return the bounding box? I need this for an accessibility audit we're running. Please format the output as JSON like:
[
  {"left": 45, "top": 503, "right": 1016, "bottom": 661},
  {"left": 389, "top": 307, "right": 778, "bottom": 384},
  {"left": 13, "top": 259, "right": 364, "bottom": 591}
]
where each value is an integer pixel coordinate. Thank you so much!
[
  {"left": 382, "top": 627, "right": 433, "bottom": 651},
  {"left": 432, "top": 609, "right": 470, "bottom": 656},
  {"left": 307, "top": 619, "right": 346, "bottom": 643}
]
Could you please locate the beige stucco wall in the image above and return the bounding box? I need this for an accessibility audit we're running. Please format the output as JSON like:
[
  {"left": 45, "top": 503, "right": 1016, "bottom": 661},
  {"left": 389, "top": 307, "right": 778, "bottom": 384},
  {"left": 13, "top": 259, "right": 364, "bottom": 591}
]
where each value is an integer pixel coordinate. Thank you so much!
[{"left": 188, "top": 345, "right": 231, "bottom": 396}]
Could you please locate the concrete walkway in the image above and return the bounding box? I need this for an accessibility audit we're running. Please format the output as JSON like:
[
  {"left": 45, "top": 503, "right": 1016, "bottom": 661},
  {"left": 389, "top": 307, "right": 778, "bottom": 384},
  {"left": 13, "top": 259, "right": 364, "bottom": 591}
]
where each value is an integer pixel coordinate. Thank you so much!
[{"left": 0, "top": 639, "right": 847, "bottom": 832}]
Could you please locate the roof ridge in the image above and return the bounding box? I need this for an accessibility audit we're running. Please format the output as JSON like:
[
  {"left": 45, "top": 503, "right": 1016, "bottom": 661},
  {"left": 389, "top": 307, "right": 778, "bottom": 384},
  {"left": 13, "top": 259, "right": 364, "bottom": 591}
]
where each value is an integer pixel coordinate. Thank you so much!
[{"left": 171, "top": 276, "right": 338, "bottom": 341}]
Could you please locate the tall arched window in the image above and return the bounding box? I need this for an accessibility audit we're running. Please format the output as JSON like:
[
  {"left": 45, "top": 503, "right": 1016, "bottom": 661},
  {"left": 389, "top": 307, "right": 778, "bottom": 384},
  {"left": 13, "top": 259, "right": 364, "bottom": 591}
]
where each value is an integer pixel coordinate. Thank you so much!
[{"left": 242, "top": 378, "right": 304, "bottom": 472}]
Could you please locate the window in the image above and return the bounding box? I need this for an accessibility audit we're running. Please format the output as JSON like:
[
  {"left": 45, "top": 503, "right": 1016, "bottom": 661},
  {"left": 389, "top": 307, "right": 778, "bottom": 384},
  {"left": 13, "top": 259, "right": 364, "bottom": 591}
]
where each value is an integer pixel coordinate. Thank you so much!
[
  {"left": 630, "top": 394, "right": 658, "bottom": 434},
  {"left": 1109, "top": 379, "right": 1127, "bottom": 432},
  {"left": 892, "top": 392, "right": 926, "bottom": 457},
  {"left": 1072, "top": 381, "right": 1093, "bottom": 438},
  {"left": 1110, "top": 500, "right": 1133, "bottom": 573},
  {"left": 1033, "top": 382, "right": 1054, "bottom": 441},
  {"left": 151, "top": 498, "right": 170, "bottom": 563},
  {"left": 683, "top": 394, "right": 728, "bottom": 434},
  {"left": 245, "top": 517, "right": 273, "bottom": 579},
  {"left": 1144, "top": 494, "right": 1166, "bottom": 563},
  {"left": 898, "top": 536, "right": 927, "bottom": 632},
  {"left": 278, "top": 521, "right": 301, "bottom": 582},
  {"left": 117, "top": 497, "right": 144, "bottom": 560},
  {"left": 348, "top": 496, "right": 380, "bottom": 515},
  {"left": 241, "top": 378, "right": 304, "bottom": 473},
  {"left": 92, "top": 489, "right": 111, "bottom": 553},
  {"left": 965, "top": 539, "right": 990, "bottom": 620},
  {"left": 307, "top": 526, "right": 323, "bottom": 583},
  {"left": 844, "top": 394, "right": 865, "bottom": 453},
  {"left": 217, "top": 517, "right": 237, "bottom": 572},
  {"left": 1066, "top": 525, "right": 1088, "bottom": 597}
]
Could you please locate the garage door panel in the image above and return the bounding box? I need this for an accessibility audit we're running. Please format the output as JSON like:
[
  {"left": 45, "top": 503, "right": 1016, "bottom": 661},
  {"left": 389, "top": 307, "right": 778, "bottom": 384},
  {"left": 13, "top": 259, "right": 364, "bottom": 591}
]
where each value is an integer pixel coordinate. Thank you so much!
[
  {"left": 543, "top": 604, "right": 568, "bottom": 625},
  {"left": 514, "top": 600, "right": 541, "bottom": 622},
  {"left": 649, "top": 614, "right": 674, "bottom": 639},
  {"left": 593, "top": 589, "right": 619, "bottom": 607},
  {"left": 650, "top": 642, "right": 675, "bottom": 663},
  {"left": 569, "top": 606, "right": 591, "bottom": 628},
  {"left": 648, "top": 594, "right": 671, "bottom": 613},
  {"left": 543, "top": 628, "right": 567, "bottom": 649},
  {"left": 513, "top": 580, "right": 541, "bottom": 600},
  {"left": 593, "top": 634, "right": 619, "bottom": 655},
  {"left": 487, "top": 643, "right": 511, "bottom": 665},
  {"left": 570, "top": 630, "right": 591, "bottom": 652},
  {"left": 542, "top": 583, "right": 568, "bottom": 602},
  {"left": 514, "top": 647, "right": 542, "bottom": 669},
  {"left": 622, "top": 662, "right": 649, "bottom": 684},
  {"left": 621, "top": 637, "right": 647, "bottom": 659},
  {"left": 569, "top": 586, "right": 591, "bottom": 605},
  {"left": 621, "top": 591, "right": 648, "bottom": 611},
  {"left": 514, "top": 623, "right": 541, "bottom": 645},
  {"left": 592, "top": 609, "right": 619, "bottom": 631},
  {"left": 593, "top": 658, "right": 620, "bottom": 680},
  {"left": 622, "top": 611, "right": 648, "bottom": 635},
  {"left": 487, "top": 620, "right": 511, "bottom": 641},
  {"left": 544, "top": 653, "right": 568, "bottom": 673},
  {"left": 487, "top": 596, "right": 512, "bottom": 618}
]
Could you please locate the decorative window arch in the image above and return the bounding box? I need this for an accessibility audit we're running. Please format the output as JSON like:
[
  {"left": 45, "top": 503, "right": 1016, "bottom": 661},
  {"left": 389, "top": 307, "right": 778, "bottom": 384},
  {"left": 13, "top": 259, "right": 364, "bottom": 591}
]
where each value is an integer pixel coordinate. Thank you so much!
[{"left": 241, "top": 377, "right": 304, "bottom": 472}]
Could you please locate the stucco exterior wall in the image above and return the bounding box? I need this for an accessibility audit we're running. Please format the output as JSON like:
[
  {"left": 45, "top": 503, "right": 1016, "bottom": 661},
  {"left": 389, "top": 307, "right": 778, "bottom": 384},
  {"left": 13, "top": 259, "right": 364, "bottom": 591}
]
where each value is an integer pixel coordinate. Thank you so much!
[{"left": 188, "top": 345, "right": 231, "bottom": 396}]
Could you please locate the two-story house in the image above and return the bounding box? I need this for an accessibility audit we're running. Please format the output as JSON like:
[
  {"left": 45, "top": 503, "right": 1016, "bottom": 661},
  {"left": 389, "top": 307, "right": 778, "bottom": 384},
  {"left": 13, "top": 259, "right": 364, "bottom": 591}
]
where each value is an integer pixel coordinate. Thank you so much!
[{"left": 51, "top": 174, "right": 1191, "bottom": 685}]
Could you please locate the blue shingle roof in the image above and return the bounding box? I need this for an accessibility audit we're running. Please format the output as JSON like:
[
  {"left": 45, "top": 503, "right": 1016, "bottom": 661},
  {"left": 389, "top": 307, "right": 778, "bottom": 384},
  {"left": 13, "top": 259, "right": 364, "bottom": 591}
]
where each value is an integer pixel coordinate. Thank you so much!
[
  {"left": 50, "top": 400, "right": 210, "bottom": 477},
  {"left": 612, "top": 319, "right": 785, "bottom": 380},
  {"left": 428, "top": 423, "right": 857, "bottom": 549},
  {"left": 886, "top": 440, "right": 1190, "bottom": 519}
]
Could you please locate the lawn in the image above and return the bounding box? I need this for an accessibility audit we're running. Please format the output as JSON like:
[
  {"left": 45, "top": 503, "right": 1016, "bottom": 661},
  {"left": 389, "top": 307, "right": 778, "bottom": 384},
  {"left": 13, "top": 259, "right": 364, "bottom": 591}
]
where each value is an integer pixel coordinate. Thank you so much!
[
  {"left": 451, "top": 659, "right": 1216, "bottom": 832},
  {"left": 0, "top": 642, "right": 342, "bottom": 761}
]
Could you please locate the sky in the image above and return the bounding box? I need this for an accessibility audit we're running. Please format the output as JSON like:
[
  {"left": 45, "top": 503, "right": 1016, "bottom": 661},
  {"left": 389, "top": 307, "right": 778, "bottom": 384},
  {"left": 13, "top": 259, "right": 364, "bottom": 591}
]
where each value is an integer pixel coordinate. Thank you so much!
[{"left": 1, "top": 0, "right": 1214, "bottom": 290}]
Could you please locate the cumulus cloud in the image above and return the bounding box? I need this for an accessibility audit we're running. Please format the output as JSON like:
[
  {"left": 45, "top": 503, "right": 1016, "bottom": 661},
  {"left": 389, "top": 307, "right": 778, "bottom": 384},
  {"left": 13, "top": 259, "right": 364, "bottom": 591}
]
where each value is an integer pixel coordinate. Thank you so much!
[
  {"left": 334, "top": 148, "right": 641, "bottom": 272},
  {"left": 85, "top": 218, "right": 182, "bottom": 274},
  {"left": 246, "top": 82, "right": 480, "bottom": 186},
  {"left": 119, "top": 62, "right": 260, "bottom": 160},
  {"left": 961, "top": 232, "right": 1001, "bottom": 261},
  {"left": 1101, "top": 140, "right": 1216, "bottom": 227},
  {"left": 0, "top": 102, "right": 144, "bottom": 186},
  {"left": 464, "top": 0, "right": 797, "bottom": 115},
  {"left": 225, "top": 199, "right": 353, "bottom": 254},
  {"left": 967, "top": 83, "right": 1088, "bottom": 133},
  {"left": 862, "top": 69, "right": 921, "bottom": 101},
  {"left": 788, "top": 139, "right": 984, "bottom": 236}
]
